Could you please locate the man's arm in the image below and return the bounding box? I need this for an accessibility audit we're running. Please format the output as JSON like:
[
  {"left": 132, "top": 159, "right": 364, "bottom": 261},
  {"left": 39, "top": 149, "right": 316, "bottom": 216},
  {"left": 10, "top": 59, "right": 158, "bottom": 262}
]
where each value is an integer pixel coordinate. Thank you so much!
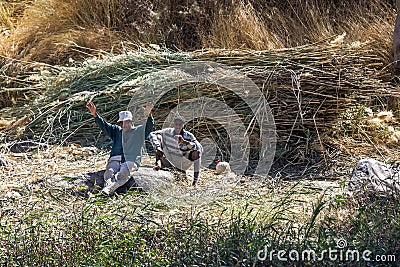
[
  {"left": 181, "top": 132, "right": 203, "bottom": 152},
  {"left": 95, "top": 115, "right": 119, "bottom": 139},
  {"left": 142, "top": 102, "right": 155, "bottom": 138},
  {"left": 144, "top": 115, "right": 154, "bottom": 138},
  {"left": 142, "top": 101, "right": 164, "bottom": 157},
  {"left": 149, "top": 129, "right": 164, "bottom": 147},
  {"left": 86, "top": 101, "right": 118, "bottom": 139}
]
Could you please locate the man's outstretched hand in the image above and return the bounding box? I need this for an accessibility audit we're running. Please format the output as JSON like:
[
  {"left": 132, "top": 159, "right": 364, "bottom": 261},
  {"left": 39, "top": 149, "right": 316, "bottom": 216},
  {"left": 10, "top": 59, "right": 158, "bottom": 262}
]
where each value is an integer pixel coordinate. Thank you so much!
[
  {"left": 143, "top": 102, "right": 153, "bottom": 117},
  {"left": 86, "top": 101, "right": 97, "bottom": 117}
]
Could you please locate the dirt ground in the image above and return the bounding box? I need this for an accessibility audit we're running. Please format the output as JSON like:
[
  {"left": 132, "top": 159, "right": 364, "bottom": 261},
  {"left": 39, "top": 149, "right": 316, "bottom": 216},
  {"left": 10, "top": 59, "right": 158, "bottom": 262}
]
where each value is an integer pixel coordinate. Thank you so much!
[{"left": 0, "top": 144, "right": 343, "bottom": 207}]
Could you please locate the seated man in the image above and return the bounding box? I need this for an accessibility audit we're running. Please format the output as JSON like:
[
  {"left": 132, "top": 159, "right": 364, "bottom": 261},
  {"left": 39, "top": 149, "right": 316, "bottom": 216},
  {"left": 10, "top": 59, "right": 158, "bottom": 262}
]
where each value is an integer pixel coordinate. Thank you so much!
[
  {"left": 149, "top": 116, "right": 203, "bottom": 186},
  {"left": 86, "top": 101, "right": 154, "bottom": 194}
]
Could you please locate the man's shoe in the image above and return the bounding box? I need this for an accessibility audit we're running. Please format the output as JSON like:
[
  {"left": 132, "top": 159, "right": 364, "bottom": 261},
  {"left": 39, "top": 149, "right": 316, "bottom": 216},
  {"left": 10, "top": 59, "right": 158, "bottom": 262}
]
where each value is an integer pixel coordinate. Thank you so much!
[
  {"left": 153, "top": 165, "right": 161, "bottom": 171},
  {"left": 102, "top": 181, "right": 119, "bottom": 195},
  {"left": 153, "top": 160, "right": 162, "bottom": 171}
]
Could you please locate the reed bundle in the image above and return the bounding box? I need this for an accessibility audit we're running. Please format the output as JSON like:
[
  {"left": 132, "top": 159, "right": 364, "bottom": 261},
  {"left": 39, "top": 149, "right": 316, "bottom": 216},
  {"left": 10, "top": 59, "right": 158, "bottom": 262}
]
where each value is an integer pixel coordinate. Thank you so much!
[{"left": 1, "top": 42, "right": 397, "bottom": 171}]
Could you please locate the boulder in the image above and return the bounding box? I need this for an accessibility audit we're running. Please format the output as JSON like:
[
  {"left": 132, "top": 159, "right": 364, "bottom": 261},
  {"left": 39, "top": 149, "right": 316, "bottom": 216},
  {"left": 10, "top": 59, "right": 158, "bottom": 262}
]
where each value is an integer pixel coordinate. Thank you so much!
[
  {"left": 132, "top": 167, "right": 176, "bottom": 192},
  {"left": 46, "top": 167, "right": 176, "bottom": 194}
]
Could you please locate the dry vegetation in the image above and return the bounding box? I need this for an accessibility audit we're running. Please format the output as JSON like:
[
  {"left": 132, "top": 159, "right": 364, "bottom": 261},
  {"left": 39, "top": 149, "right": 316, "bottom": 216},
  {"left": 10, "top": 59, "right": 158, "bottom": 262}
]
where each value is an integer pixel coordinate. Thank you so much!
[
  {"left": 0, "top": 0, "right": 396, "bottom": 64},
  {"left": 0, "top": 0, "right": 400, "bottom": 266},
  {"left": 0, "top": 143, "right": 399, "bottom": 265}
]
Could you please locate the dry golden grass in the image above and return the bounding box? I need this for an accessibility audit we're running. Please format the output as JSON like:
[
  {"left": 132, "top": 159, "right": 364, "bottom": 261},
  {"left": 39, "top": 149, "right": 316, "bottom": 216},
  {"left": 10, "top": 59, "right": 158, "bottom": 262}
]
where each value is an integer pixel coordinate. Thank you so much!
[
  {"left": 204, "top": 2, "right": 283, "bottom": 50},
  {"left": 0, "top": 2, "right": 13, "bottom": 30},
  {"left": 0, "top": 0, "right": 396, "bottom": 64},
  {"left": 2, "top": 0, "right": 129, "bottom": 62},
  {"left": 0, "top": 1, "right": 29, "bottom": 29},
  {"left": 1, "top": 3, "right": 399, "bottom": 265}
]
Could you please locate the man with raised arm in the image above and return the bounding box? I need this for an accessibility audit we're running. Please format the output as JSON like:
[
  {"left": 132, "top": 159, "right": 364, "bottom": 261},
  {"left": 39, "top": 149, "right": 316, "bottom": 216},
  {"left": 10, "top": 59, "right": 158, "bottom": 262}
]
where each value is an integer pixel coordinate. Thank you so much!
[
  {"left": 86, "top": 101, "right": 154, "bottom": 194},
  {"left": 149, "top": 116, "right": 203, "bottom": 186}
]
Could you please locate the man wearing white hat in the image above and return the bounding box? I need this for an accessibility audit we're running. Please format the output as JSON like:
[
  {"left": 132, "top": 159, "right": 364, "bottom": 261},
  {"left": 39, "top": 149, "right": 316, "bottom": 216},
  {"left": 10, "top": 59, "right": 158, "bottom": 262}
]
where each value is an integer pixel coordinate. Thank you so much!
[{"left": 86, "top": 101, "right": 154, "bottom": 194}]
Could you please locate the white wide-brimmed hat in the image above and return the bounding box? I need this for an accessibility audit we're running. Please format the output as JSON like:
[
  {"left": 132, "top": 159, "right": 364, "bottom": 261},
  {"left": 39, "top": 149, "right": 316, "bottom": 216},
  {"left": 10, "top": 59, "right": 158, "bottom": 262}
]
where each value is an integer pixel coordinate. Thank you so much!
[{"left": 117, "top": 111, "right": 133, "bottom": 122}]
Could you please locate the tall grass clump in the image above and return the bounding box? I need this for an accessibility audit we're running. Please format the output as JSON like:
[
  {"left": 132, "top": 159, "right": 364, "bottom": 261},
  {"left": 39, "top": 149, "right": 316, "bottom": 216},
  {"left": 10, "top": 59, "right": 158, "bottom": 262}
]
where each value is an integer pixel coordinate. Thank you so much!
[
  {"left": 0, "top": 1, "right": 28, "bottom": 30},
  {"left": 0, "top": 0, "right": 396, "bottom": 64},
  {"left": 1, "top": 182, "right": 398, "bottom": 266},
  {"left": 343, "top": 196, "right": 400, "bottom": 259},
  {"left": 205, "top": 1, "right": 283, "bottom": 50},
  {"left": 0, "top": 2, "right": 13, "bottom": 30},
  {"left": 4, "top": 0, "right": 123, "bottom": 64},
  {"left": 0, "top": 0, "right": 27, "bottom": 56}
]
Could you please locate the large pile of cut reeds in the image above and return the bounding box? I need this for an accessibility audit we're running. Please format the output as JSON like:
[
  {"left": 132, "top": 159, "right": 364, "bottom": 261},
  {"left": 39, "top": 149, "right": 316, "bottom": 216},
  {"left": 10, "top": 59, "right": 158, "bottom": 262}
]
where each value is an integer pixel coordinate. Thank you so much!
[
  {"left": 0, "top": 55, "right": 56, "bottom": 108},
  {"left": 1, "top": 41, "right": 398, "bottom": 174}
]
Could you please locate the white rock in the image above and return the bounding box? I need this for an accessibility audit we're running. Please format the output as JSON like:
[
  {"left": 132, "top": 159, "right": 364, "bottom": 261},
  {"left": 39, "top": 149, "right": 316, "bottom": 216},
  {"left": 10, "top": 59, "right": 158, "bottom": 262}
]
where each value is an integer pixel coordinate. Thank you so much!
[
  {"left": 215, "top": 161, "right": 231, "bottom": 174},
  {"left": 133, "top": 167, "right": 175, "bottom": 191}
]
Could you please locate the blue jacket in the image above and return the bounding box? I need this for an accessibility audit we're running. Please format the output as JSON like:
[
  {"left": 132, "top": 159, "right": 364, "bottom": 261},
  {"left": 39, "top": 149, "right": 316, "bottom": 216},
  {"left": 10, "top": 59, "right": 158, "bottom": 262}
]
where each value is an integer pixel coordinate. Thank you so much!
[{"left": 95, "top": 114, "right": 154, "bottom": 165}]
